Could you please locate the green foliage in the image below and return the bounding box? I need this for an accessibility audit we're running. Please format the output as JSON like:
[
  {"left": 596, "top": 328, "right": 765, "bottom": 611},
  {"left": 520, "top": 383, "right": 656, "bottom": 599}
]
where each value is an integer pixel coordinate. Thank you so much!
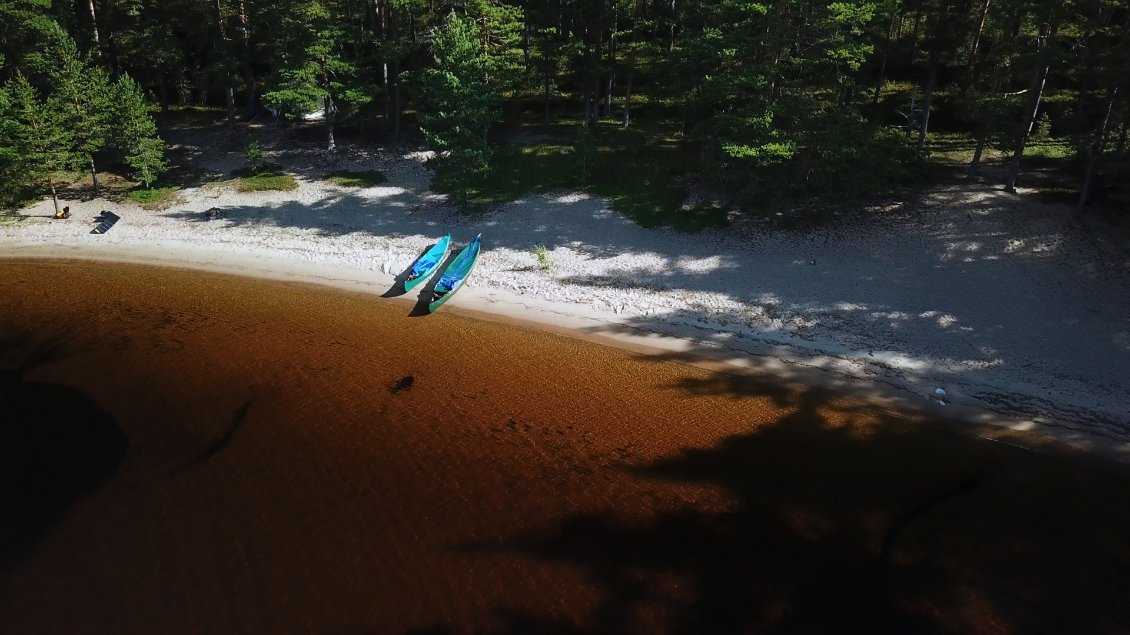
[
  {"left": 30, "top": 23, "right": 113, "bottom": 173},
  {"left": 1032, "top": 112, "right": 1053, "bottom": 142},
  {"left": 127, "top": 185, "right": 178, "bottom": 208},
  {"left": 6, "top": 0, "right": 1128, "bottom": 219},
  {"left": 261, "top": 0, "right": 374, "bottom": 142},
  {"left": 434, "top": 126, "right": 729, "bottom": 231},
  {"left": 112, "top": 75, "right": 166, "bottom": 187},
  {"left": 237, "top": 174, "right": 299, "bottom": 192},
  {"left": 413, "top": 13, "right": 501, "bottom": 174},
  {"left": 0, "top": 0, "right": 57, "bottom": 78},
  {"left": 532, "top": 244, "right": 550, "bottom": 270},
  {"left": 680, "top": 0, "right": 912, "bottom": 206},
  {"left": 0, "top": 72, "right": 69, "bottom": 202},
  {"left": 244, "top": 139, "right": 265, "bottom": 174},
  {"left": 0, "top": 22, "right": 164, "bottom": 201},
  {"left": 701, "top": 108, "right": 922, "bottom": 205},
  {"left": 327, "top": 170, "right": 387, "bottom": 188}
]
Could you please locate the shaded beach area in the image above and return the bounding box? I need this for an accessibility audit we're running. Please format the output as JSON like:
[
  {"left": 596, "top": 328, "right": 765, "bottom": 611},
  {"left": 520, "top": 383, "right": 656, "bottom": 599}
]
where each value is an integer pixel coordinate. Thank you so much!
[{"left": 3, "top": 260, "right": 1130, "bottom": 634}]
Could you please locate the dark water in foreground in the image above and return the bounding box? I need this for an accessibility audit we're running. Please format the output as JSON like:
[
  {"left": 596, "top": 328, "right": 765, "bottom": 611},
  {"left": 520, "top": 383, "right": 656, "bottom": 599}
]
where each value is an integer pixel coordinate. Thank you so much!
[{"left": 2, "top": 259, "right": 1129, "bottom": 634}]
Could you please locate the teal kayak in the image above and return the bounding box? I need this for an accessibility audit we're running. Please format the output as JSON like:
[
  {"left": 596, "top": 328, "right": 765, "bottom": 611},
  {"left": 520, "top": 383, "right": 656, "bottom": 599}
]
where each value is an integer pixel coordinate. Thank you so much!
[
  {"left": 403, "top": 235, "right": 451, "bottom": 292},
  {"left": 428, "top": 234, "right": 481, "bottom": 312}
]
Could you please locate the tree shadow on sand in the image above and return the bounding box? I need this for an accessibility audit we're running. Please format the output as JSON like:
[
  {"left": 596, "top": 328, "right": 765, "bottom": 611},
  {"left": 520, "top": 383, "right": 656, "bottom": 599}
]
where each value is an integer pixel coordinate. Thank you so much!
[
  {"left": 412, "top": 375, "right": 1130, "bottom": 635},
  {"left": 576, "top": 307, "right": 1130, "bottom": 452},
  {"left": 164, "top": 176, "right": 1128, "bottom": 437}
]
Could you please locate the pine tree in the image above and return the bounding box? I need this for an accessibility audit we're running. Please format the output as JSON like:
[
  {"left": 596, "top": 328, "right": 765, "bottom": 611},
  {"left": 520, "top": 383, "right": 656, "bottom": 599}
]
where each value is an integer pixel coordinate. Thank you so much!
[
  {"left": 112, "top": 75, "right": 166, "bottom": 187},
  {"left": 30, "top": 23, "right": 113, "bottom": 192},
  {"left": 413, "top": 12, "right": 501, "bottom": 173},
  {"left": 0, "top": 73, "right": 72, "bottom": 211},
  {"left": 263, "top": 0, "right": 374, "bottom": 152}
]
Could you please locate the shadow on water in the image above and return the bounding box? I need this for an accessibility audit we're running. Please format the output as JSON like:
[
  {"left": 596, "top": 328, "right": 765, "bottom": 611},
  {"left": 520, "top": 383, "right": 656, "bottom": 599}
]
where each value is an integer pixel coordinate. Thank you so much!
[
  {"left": 412, "top": 377, "right": 1130, "bottom": 635},
  {"left": 0, "top": 371, "right": 127, "bottom": 575}
]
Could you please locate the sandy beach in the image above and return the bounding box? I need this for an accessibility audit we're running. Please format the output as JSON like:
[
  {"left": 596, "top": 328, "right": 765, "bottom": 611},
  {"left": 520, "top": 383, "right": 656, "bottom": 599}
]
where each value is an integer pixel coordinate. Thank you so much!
[{"left": 3, "top": 131, "right": 1128, "bottom": 456}]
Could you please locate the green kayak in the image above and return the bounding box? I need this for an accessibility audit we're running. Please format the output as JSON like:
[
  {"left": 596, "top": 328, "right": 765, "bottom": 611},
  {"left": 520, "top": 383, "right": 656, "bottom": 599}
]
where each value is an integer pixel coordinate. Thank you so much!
[
  {"left": 428, "top": 234, "right": 481, "bottom": 312},
  {"left": 403, "top": 234, "right": 451, "bottom": 292}
]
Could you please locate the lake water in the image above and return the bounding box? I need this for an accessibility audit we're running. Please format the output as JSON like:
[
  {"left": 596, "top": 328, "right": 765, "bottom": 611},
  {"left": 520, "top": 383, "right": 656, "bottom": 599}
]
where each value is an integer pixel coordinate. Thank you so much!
[{"left": 2, "top": 259, "right": 1129, "bottom": 634}]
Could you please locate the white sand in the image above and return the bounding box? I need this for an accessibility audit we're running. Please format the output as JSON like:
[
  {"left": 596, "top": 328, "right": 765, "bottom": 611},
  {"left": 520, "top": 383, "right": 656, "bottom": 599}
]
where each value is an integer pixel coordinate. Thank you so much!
[{"left": 4, "top": 139, "right": 1130, "bottom": 456}]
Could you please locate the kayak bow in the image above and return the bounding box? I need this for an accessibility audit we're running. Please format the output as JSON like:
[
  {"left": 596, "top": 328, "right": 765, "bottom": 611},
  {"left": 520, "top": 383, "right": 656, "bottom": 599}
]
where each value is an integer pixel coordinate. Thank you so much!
[
  {"left": 428, "top": 234, "right": 481, "bottom": 312},
  {"left": 403, "top": 235, "right": 451, "bottom": 292}
]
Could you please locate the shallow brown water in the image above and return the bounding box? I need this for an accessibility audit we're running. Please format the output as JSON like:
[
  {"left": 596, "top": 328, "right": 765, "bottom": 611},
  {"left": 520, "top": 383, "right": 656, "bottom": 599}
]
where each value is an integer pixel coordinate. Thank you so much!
[{"left": 2, "top": 259, "right": 1130, "bottom": 634}]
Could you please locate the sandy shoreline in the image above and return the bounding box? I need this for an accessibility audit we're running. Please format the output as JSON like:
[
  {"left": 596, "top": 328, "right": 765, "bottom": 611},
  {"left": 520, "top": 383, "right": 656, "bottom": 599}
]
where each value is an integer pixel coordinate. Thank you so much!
[{"left": 3, "top": 141, "right": 1129, "bottom": 456}]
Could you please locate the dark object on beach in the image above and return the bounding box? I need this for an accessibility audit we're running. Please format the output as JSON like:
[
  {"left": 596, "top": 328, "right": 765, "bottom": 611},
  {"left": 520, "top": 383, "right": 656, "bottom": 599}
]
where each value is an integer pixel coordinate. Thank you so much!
[
  {"left": 389, "top": 375, "right": 415, "bottom": 394},
  {"left": 91, "top": 211, "right": 120, "bottom": 235},
  {"left": 205, "top": 207, "right": 223, "bottom": 221},
  {"left": 54, "top": 206, "right": 71, "bottom": 220}
]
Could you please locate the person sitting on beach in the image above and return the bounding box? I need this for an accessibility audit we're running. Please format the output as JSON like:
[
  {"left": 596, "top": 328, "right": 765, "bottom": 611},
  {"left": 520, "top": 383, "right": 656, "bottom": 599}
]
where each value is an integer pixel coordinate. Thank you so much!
[
  {"left": 54, "top": 206, "right": 71, "bottom": 220},
  {"left": 205, "top": 207, "right": 222, "bottom": 220}
]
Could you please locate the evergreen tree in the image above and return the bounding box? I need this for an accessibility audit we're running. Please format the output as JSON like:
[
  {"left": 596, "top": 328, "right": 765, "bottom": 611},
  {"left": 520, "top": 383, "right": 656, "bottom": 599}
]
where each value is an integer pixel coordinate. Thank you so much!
[
  {"left": 263, "top": 0, "right": 374, "bottom": 152},
  {"left": 29, "top": 23, "right": 113, "bottom": 192},
  {"left": 679, "top": 0, "right": 916, "bottom": 203},
  {"left": 413, "top": 12, "right": 501, "bottom": 173},
  {"left": 0, "top": 0, "right": 56, "bottom": 80},
  {"left": 0, "top": 73, "right": 72, "bottom": 211},
  {"left": 1, "top": 21, "right": 165, "bottom": 202},
  {"left": 112, "top": 74, "right": 166, "bottom": 187}
]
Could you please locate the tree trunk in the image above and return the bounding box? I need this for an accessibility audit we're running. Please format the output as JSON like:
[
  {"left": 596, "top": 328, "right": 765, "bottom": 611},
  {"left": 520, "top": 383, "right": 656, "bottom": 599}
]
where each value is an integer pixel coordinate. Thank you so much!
[
  {"left": 226, "top": 85, "right": 237, "bottom": 133},
  {"left": 668, "top": 0, "right": 676, "bottom": 53},
  {"left": 872, "top": 2, "right": 899, "bottom": 107},
  {"left": 961, "top": 0, "right": 992, "bottom": 98},
  {"left": 1117, "top": 118, "right": 1128, "bottom": 155},
  {"left": 392, "top": 61, "right": 401, "bottom": 144},
  {"left": 916, "top": 2, "right": 951, "bottom": 150},
  {"left": 605, "top": 7, "right": 616, "bottom": 119},
  {"left": 90, "top": 158, "right": 99, "bottom": 195},
  {"left": 238, "top": 0, "right": 255, "bottom": 114},
  {"left": 605, "top": 75, "right": 614, "bottom": 119},
  {"left": 158, "top": 69, "right": 169, "bottom": 112},
  {"left": 50, "top": 182, "right": 59, "bottom": 214},
  {"left": 87, "top": 0, "right": 101, "bottom": 49},
  {"left": 593, "top": 32, "right": 602, "bottom": 123},
  {"left": 967, "top": 128, "right": 988, "bottom": 179},
  {"left": 244, "top": 67, "right": 256, "bottom": 115},
  {"left": 917, "top": 56, "right": 938, "bottom": 149},
  {"left": 1078, "top": 87, "right": 1118, "bottom": 215},
  {"left": 522, "top": 0, "right": 530, "bottom": 70},
  {"left": 622, "top": 64, "right": 633, "bottom": 129},
  {"left": 382, "top": 63, "right": 390, "bottom": 119},
  {"left": 543, "top": 74, "right": 552, "bottom": 126},
  {"left": 325, "top": 96, "right": 336, "bottom": 153},
  {"left": 214, "top": 0, "right": 228, "bottom": 39},
  {"left": 1005, "top": 22, "right": 1058, "bottom": 193},
  {"left": 908, "top": 0, "right": 923, "bottom": 61}
]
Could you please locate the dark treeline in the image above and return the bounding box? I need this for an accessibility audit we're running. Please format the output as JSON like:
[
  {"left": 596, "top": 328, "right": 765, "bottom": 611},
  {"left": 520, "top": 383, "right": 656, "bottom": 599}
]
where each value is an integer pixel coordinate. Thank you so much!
[{"left": 1, "top": 0, "right": 1128, "bottom": 213}]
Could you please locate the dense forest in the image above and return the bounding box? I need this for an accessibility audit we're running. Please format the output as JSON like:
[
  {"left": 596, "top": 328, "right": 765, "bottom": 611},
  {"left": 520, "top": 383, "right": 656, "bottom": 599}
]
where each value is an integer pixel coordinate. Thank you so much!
[{"left": 1, "top": 0, "right": 1127, "bottom": 217}]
